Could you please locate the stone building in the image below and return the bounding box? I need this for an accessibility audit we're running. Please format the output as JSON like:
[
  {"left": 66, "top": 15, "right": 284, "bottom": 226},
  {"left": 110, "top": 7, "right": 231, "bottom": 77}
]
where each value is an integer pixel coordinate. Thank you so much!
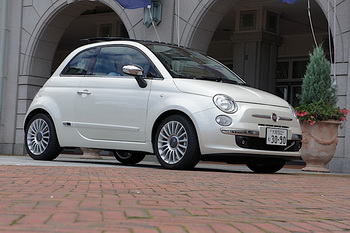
[{"left": 1, "top": 0, "right": 349, "bottom": 172}]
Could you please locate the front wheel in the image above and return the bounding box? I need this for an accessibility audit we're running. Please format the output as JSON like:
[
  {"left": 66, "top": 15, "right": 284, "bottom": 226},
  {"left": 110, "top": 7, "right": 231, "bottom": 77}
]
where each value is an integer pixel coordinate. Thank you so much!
[
  {"left": 25, "top": 113, "right": 61, "bottom": 160},
  {"left": 246, "top": 160, "right": 286, "bottom": 173},
  {"left": 154, "top": 115, "right": 200, "bottom": 170},
  {"left": 112, "top": 151, "right": 146, "bottom": 165}
]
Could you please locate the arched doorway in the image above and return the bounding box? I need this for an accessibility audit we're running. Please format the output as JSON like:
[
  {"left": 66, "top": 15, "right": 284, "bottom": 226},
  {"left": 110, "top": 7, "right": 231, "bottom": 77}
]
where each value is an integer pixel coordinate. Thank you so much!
[
  {"left": 200, "top": 0, "right": 348, "bottom": 172},
  {"left": 20, "top": 1, "right": 129, "bottom": 92},
  {"left": 207, "top": 0, "right": 335, "bottom": 106},
  {"left": 52, "top": 3, "right": 129, "bottom": 71},
  {"left": 16, "top": 0, "right": 130, "bottom": 154}
]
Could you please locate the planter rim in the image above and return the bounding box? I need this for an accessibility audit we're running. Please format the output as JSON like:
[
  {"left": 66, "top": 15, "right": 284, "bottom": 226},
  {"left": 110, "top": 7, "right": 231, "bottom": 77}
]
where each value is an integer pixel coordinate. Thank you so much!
[{"left": 301, "top": 120, "right": 343, "bottom": 126}]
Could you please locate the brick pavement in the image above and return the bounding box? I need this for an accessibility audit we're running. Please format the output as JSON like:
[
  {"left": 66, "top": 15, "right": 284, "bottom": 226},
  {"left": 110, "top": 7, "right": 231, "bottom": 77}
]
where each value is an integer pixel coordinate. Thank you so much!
[{"left": 0, "top": 164, "right": 350, "bottom": 232}]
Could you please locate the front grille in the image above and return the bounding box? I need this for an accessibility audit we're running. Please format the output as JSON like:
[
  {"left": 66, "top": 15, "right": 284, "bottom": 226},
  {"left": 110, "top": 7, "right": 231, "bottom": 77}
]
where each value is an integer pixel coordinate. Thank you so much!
[{"left": 235, "top": 135, "right": 301, "bottom": 152}]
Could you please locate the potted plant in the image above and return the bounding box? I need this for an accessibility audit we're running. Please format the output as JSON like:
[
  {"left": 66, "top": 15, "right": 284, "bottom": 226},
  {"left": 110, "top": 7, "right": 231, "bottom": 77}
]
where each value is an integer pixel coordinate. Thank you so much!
[{"left": 295, "top": 45, "right": 348, "bottom": 172}]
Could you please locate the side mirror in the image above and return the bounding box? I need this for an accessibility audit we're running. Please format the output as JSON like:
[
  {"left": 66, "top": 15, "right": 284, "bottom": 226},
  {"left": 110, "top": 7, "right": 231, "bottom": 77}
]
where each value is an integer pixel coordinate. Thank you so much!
[{"left": 123, "top": 64, "right": 147, "bottom": 88}]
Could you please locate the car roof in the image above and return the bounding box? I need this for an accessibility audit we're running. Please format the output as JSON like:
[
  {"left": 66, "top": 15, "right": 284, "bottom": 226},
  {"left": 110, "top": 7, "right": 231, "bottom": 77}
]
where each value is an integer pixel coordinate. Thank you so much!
[{"left": 82, "top": 37, "right": 189, "bottom": 49}]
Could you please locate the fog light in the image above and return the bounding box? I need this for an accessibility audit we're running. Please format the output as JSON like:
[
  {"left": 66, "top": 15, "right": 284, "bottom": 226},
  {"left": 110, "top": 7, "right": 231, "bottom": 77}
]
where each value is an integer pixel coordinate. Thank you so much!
[{"left": 215, "top": 115, "right": 232, "bottom": 126}]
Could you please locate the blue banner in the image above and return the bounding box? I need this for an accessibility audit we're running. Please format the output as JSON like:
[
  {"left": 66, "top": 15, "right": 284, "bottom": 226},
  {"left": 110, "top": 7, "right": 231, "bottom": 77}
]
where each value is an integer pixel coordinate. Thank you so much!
[
  {"left": 114, "top": 0, "right": 152, "bottom": 9},
  {"left": 281, "top": 0, "right": 299, "bottom": 4}
]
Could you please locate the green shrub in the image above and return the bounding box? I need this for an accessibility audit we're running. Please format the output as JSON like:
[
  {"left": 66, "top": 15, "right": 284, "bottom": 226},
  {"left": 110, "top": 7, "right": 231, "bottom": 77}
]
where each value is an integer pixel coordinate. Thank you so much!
[
  {"left": 298, "top": 46, "right": 336, "bottom": 106},
  {"left": 296, "top": 46, "right": 347, "bottom": 124}
]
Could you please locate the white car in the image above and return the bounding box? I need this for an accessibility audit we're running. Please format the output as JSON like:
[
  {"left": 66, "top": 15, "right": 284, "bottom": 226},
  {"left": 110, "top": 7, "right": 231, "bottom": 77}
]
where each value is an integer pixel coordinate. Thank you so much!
[{"left": 24, "top": 39, "right": 302, "bottom": 173}]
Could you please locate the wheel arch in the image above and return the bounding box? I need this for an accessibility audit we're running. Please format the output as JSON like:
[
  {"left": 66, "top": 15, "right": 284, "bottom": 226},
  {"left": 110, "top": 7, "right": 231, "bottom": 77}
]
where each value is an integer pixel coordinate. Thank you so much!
[
  {"left": 151, "top": 110, "right": 201, "bottom": 152},
  {"left": 24, "top": 108, "right": 53, "bottom": 130},
  {"left": 24, "top": 108, "right": 63, "bottom": 147},
  {"left": 24, "top": 108, "right": 62, "bottom": 160}
]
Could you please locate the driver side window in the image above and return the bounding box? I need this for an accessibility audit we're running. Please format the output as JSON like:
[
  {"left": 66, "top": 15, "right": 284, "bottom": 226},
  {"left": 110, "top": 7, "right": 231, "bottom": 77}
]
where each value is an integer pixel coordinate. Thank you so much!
[{"left": 91, "top": 46, "right": 160, "bottom": 78}]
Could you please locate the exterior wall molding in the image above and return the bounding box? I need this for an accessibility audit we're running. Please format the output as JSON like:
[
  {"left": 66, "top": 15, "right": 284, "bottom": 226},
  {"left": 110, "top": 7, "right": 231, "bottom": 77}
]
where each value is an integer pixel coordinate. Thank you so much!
[{"left": 180, "top": 0, "right": 237, "bottom": 52}]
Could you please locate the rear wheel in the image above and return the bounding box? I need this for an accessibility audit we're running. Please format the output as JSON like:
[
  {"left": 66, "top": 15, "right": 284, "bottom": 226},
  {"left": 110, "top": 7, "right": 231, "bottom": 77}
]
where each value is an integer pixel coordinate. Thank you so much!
[
  {"left": 246, "top": 160, "right": 286, "bottom": 173},
  {"left": 25, "top": 113, "right": 61, "bottom": 160},
  {"left": 154, "top": 115, "right": 200, "bottom": 170},
  {"left": 112, "top": 151, "right": 146, "bottom": 165}
]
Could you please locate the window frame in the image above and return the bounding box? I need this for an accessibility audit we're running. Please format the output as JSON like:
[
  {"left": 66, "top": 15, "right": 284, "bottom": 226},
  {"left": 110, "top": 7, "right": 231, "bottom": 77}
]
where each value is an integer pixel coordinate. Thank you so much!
[
  {"left": 60, "top": 47, "right": 99, "bottom": 77},
  {"left": 60, "top": 44, "right": 163, "bottom": 79},
  {"left": 89, "top": 45, "right": 162, "bottom": 79},
  {"left": 276, "top": 58, "right": 307, "bottom": 107}
]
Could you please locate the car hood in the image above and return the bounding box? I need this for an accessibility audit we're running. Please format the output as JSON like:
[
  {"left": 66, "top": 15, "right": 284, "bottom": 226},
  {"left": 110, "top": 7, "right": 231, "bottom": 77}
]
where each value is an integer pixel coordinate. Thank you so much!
[{"left": 173, "top": 79, "right": 289, "bottom": 108}]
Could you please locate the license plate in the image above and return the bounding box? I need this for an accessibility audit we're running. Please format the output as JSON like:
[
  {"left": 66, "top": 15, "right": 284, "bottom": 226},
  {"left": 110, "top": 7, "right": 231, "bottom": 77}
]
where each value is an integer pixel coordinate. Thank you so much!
[{"left": 266, "top": 128, "right": 288, "bottom": 146}]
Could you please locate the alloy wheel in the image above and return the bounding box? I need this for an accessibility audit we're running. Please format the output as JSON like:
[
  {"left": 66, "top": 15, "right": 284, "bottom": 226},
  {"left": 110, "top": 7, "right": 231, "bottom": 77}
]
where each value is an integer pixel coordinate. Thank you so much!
[
  {"left": 157, "top": 120, "right": 188, "bottom": 164},
  {"left": 27, "top": 118, "right": 50, "bottom": 155}
]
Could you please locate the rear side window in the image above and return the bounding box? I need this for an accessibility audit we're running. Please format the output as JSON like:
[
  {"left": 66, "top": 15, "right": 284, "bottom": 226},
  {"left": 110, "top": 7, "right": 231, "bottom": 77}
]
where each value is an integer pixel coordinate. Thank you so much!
[{"left": 61, "top": 48, "right": 97, "bottom": 75}]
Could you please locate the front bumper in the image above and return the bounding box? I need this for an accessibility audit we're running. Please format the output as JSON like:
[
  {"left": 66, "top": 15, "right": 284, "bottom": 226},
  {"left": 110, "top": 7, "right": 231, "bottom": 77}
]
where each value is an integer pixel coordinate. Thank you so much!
[{"left": 192, "top": 103, "right": 302, "bottom": 160}]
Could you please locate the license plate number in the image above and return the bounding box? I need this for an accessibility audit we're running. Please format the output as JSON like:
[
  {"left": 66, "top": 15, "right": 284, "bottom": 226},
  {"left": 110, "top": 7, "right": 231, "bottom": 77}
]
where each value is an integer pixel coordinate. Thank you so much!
[{"left": 266, "top": 128, "right": 287, "bottom": 146}]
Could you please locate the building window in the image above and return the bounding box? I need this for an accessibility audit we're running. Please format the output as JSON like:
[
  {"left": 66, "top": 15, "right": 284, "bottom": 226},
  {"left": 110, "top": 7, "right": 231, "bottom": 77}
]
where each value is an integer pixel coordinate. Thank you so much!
[
  {"left": 266, "top": 11, "right": 278, "bottom": 33},
  {"left": 239, "top": 10, "right": 257, "bottom": 31},
  {"left": 292, "top": 61, "right": 307, "bottom": 79},
  {"left": 276, "top": 60, "right": 307, "bottom": 107},
  {"left": 97, "top": 21, "right": 129, "bottom": 38},
  {"left": 98, "top": 23, "right": 113, "bottom": 37}
]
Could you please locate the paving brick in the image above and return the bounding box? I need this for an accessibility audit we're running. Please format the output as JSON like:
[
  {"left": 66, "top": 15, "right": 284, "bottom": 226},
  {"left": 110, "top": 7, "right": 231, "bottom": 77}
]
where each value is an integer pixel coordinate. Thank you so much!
[
  {"left": 254, "top": 222, "right": 290, "bottom": 233},
  {"left": 0, "top": 163, "right": 349, "bottom": 232},
  {"left": 147, "top": 209, "right": 173, "bottom": 218},
  {"left": 283, "top": 222, "right": 313, "bottom": 232},
  {"left": 232, "top": 222, "right": 266, "bottom": 233},
  {"left": 185, "top": 224, "right": 216, "bottom": 233},
  {"left": 76, "top": 210, "right": 103, "bottom": 222},
  {"left": 321, "top": 219, "right": 350, "bottom": 230},
  {"left": 310, "top": 220, "right": 347, "bottom": 231},
  {"left": 124, "top": 208, "right": 151, "bottom": 219},
  {"left": 0, "top": 214, "right": 24, "bottom": 225},
  {"left": 47, "top": 212, "right": 79, "bottom": 224},
  {"left": 185, "top": 208, "right": 211, "bottom": 216},
  {"left": 16, "top": 212, "right": 51, "bottom": 225},
  {"left": 209, "top": 223, "right": 241, "bottom": 233},
  {"left": 274, "top": 222, "right": 310, "bottom": 232},
  {"left": 158, "top": 225, "right": 187, "bottom": 233}
]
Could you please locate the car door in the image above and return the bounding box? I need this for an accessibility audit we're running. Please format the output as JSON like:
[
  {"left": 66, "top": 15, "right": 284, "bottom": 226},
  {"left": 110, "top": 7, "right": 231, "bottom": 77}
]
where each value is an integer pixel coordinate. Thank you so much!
[
  {"left": 55, "top": 46, "right": 98, "bottom": 134},
  {"left": 74, "top": 45, "right": 156, "bottom": 142}
]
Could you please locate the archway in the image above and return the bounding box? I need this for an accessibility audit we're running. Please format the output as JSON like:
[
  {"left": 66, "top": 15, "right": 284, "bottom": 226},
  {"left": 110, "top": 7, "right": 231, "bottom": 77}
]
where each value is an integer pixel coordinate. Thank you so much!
[
  {"left": 205, "top": 0, "right": 337, "bottom": 104},
  {"left": 198, "top": 0, "right": 348, "bottom": 173},
  {"left": 20, "top": 0, "right": 131, "bottom": 101},
  {"left": 15, "top": 0, "right": 131, "bottom": 154},
  {"left": 52, "top": 3, "right": 129, "bottom": 71},
  {"left": 181, "top": 0, "right": 237, "bottom": 52}
]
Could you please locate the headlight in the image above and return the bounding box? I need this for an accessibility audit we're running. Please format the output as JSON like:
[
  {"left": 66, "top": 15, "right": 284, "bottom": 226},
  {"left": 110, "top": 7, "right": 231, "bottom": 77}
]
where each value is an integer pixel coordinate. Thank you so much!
[{"left": 213, "top": 94, "right": 237, "bottom": 113}]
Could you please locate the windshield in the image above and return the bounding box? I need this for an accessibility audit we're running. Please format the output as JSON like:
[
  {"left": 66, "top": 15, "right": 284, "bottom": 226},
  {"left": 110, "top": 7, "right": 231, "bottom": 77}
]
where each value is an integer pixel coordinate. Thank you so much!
[{"left": 146, "top": 44, "right": 246, "bottom": 85}]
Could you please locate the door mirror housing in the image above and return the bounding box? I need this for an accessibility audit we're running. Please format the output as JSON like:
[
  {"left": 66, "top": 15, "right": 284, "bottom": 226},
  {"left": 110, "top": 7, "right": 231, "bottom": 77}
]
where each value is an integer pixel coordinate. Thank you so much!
[
  {"left": 123, "top": 64, "right": 143, "bottom": 76},
  {"left": 123, "top": 64, "right": 147, "bottom": 88}
]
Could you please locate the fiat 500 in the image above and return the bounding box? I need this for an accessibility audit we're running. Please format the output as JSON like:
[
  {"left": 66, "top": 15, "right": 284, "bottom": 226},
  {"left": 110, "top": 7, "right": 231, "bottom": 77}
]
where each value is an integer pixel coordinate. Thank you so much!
[{"left": 24, "top": 39, "right": 302, "bottom": 173}]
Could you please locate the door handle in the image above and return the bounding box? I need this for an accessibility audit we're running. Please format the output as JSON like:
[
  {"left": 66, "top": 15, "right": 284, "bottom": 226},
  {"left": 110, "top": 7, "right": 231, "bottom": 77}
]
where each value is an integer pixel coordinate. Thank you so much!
[{"left": 77, "top": 90, "right": 91, "bottom": 95}]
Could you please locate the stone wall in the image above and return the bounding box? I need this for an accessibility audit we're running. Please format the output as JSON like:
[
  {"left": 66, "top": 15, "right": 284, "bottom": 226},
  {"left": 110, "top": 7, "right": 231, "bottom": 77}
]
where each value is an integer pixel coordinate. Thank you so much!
[{"left": 1, "top": 0, "right": 350, "bottom": 172}]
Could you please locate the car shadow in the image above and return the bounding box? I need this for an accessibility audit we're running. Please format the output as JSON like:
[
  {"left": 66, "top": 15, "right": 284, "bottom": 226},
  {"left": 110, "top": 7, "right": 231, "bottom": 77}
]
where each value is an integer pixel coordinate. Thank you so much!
[{"left": 53, "top": 157, "right": 298, "bottom": 175}]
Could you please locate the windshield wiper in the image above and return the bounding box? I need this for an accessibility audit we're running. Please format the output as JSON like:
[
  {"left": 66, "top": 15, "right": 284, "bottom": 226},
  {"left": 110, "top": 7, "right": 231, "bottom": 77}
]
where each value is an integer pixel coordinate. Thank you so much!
[
  {"left": 195, "top": 76, "right": 224, "bottom": 82},
  {"left": 172, "top": 75, "right": 247, "bottom": 86},
  {"left": 199, "top": 76, "right": 244, "bottom": 85},
  {"left": 172, "top": 75, "right": 197, "bottom": 79}
]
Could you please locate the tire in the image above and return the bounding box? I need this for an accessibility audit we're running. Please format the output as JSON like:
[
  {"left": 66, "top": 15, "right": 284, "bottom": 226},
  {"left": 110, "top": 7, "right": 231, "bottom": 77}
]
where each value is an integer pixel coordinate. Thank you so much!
[
  {"left": 112, "top": 151, "right": 146, "bottom": 165},
  {"left": 25, "top": 113, "right": 61, "bottom": 160},
  {"left": 246, "top": 160, "right": 286, "bottom": 173},
  {"left": 154, "top": 115, "right": 200, "bottom": 170}
]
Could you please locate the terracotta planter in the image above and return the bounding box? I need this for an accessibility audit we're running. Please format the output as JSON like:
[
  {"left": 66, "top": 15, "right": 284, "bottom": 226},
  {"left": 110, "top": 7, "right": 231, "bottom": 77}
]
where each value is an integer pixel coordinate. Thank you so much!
[{"left": 300, "top": 120, "right": 342, "bottom": 172}]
